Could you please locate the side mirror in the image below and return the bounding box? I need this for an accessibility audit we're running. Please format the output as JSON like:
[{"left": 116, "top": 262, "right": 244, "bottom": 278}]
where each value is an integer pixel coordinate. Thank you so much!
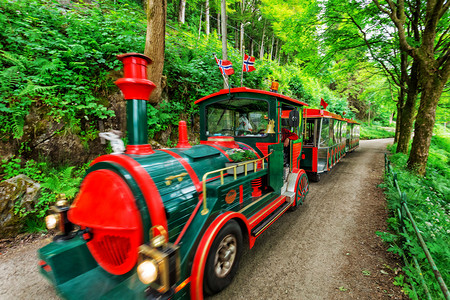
[{"left": 288, "top": 110, "right": 300, "bottom": 128}]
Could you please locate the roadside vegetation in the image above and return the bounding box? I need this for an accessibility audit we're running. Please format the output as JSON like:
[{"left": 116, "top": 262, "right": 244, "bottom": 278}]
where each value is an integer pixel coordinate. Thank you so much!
[
  {"left": 360, "top": 122, "right": 395, "bottom": 140},
  {"left": 379, "top": 125, "right": 449, "bottom": 299}
]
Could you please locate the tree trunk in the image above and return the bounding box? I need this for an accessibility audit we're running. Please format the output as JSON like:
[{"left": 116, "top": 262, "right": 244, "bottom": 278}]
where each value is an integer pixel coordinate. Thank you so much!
[
  {"left": 275, "top": 40, "right": 280, "bottom": 62},
  {"left": 144, "top": 0, "right": 167, "bottom": 104},
  {"left": 240, "top": 23, "right": 243, "bottom": 54},
  {"left": 259, "top": 21, "right": 266, "bottom": 60},
  {"left": 178, "top": 0, "right": 186, "bottom": 24},
  {"left": 221, "top": 0, "right": 227, "bottom": 88},
  {"left": 394, "top": 99, "right": 402, "bottom": 143},
  {"left": 407, "top": 62, "right": 448, "bottom": 175},
  {"left": 397, "top": 59, "right": 419, "bottom": 154},
  {"left": 221, "top": 0, "right": 227, "bottom": 60},
  {"left": 217, "top": 13, "right": 220, "bottom": 38},
  {"left": 239, "top": 0, "right": 245, "bottom": 54},
  {"left": 394, "top": 50, "right": 408, "bottom": 144},
  {"left": 270, "top": 34, "right": 274, "bottom": 60},
  {"left": 205, "top": 0, "right": 210, "bottom": 35},
  {"left": 198, "top": 7, "right": 202, "bottom": 39}
]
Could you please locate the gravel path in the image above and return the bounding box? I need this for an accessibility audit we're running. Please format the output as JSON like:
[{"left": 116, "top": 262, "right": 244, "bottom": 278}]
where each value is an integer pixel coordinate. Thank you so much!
[{"left": 0, "top": 139, "right": 404, "bottom": 299}]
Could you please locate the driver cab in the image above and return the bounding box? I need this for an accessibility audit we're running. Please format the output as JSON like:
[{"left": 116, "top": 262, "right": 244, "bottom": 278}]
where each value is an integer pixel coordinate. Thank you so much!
[{"left": 196, "top": 88, "right": 307, "bottom": 193}]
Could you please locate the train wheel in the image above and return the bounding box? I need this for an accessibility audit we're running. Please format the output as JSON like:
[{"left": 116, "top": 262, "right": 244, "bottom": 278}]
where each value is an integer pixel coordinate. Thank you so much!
[
  {"left": 291, "top": 171, "right": 309, "bottom": 210},
  {"left": 308, "top": 172, "right": 320, "bottom": 182},
  {"left": 204, "top": 220, "right": 243, "bottom": 296}
]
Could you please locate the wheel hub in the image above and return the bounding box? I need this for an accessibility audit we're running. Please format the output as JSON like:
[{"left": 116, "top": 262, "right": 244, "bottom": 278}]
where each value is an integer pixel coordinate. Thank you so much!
[{"left": 214, "top": 234, "right": 237, "bottom": 278}]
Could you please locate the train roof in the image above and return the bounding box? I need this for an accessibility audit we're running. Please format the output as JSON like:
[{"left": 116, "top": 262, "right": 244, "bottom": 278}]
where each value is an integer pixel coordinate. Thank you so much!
[
  {"left": 303, "top": 108, "right": 360, "bottom": 124},
  {"left": 194, "top": 87, "right": 309, "bottom": 107},
  {"left": 344, "top": 118, "right": 360, "bottom": 124}
]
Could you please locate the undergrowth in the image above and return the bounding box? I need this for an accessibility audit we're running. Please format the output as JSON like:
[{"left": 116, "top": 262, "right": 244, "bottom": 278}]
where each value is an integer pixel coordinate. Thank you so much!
[
  {"left": 360, "top": 123, "right": 395, "bottom": 140},
  {"left": 379, "top": 125, "right": 449, "bottom": 299},
  {"left": 1, "top": 157, "right": 88, "bottom": 232}
]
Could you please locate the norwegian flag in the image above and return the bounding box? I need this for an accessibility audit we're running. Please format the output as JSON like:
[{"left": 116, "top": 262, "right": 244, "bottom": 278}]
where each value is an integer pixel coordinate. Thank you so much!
[
  {"left": 242, "top": 54, "right": 256, "bottom": 72},
  {"left": 215, "top": 57, "right": 235, "bottom": 75}
]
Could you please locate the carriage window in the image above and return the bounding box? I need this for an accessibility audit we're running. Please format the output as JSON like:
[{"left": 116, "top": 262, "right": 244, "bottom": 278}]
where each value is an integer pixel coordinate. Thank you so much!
[
  {"left": 304, "top": 119, "right": 316, "bottom": 146},
  {"left": 354, "top": 125, "right": 360, "bottom": 138},
  {"left": 319, "top": 118, "right": 329, "bottom": 148},
  {"left": 341, "top": 122, "right": 347, "bottom": 143},
  {"left": 333, "top": 121, "right": 339, "bottom": 144},
  {"left": 328, "top": 119, "right": 334, "bottom": 146},
  {"left": 206, "top": 99, "right": 269, "bottom": 137}
]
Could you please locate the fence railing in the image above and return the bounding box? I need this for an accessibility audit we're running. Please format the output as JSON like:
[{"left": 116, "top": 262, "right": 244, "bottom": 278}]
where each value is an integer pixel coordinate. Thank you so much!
[{"left": 384, "top": 154, "right": 449, "bottom": 300}]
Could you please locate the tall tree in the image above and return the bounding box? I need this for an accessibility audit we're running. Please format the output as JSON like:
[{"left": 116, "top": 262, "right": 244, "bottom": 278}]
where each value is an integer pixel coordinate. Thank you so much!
[
  {"left": 206, "top": 0, "right": 210, "bottom": 35},
  {"left": 144, "top": 0, "right": 167, "bottom": 103},
  {"left": 221, "top": 0, "right": 228, "bottom": 88},
  {"left": 178, "top": 0, "right": 186, "bottom": 23},
  {"left": 373, "top": 0, "right": 450, "bottom": 175},
  {"left": 259, "top": 20, "right": 266, "bottom": 59}
]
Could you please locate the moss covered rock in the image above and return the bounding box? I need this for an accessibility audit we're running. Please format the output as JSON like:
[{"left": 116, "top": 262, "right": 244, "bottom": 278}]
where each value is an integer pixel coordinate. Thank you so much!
[{"left": 0, "top": 175, "right": 41, "bottom": 238}]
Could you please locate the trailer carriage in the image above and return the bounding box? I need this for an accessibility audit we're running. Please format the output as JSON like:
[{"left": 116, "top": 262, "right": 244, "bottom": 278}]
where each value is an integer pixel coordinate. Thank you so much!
[
  {"left": 38, "top": 53, "right": 310, "bottom": 300},
  {"left": 301, "top": 109, "right": 360, "bottom": 182}
]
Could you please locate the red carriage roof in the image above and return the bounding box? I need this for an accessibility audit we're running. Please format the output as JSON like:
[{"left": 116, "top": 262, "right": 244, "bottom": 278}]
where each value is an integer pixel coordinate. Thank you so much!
[
  {"left": 303, "top": 108, "right": 360, "bottom": 124},
  {"left": 194, "top": 87, "right": 309, "bottom": 107}
]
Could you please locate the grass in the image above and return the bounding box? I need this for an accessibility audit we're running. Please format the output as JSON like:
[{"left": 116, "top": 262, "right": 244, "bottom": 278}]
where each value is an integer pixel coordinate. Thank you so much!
[{"left": 360, "top": 124, "right": 395, "bottom": 140}]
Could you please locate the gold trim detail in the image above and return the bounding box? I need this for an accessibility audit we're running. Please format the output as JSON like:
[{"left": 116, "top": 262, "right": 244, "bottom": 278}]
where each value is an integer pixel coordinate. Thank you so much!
[{"left": 165, "top": 172, "right": 188, "bottom": 186}]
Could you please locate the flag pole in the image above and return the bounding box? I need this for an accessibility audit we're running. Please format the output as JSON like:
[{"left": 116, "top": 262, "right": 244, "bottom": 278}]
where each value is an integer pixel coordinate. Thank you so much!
[
  {"left": 241, "top": 46, "right": 245, "bottom": 87},
  {"left": 213, "top": 53, "right": 229, "bottom": 89}
]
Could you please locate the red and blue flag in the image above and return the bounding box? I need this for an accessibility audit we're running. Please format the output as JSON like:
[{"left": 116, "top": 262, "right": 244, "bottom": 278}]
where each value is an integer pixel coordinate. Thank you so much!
[
  {"left": 215, "top": 57, "right": 235, "bottom": 75},
  {"left": 242, "top": 54, "right": 256, "bottom": 72}
]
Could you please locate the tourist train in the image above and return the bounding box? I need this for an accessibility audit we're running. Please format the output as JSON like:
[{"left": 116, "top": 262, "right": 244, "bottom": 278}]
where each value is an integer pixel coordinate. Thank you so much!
[{"left": 38, "top": 53, "right": 359, "bottom": 299}]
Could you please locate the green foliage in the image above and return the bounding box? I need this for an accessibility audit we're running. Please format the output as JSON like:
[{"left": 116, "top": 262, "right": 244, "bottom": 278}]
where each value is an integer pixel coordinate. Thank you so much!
[
  {"left": 0, "top": 0, "right": 148, "bottom": 139},
  {"left": 360, "top": 124, "right": 395, "bottom": 140},
  {"left": 380, "top": 126, "right": 450, "bottom": 299},
  {"left": 1, "top": 157, "right": 47, "bottom": 182}
]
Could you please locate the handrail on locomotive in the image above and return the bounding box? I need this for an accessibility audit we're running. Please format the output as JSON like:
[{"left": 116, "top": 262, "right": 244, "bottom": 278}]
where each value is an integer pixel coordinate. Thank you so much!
[{"left": 200, "top": 151, "right": 274, "bottom": 215}]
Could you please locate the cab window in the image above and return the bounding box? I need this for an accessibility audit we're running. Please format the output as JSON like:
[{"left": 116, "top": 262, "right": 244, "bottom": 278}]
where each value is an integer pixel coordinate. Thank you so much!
[{"left": 206, "top": 99, "right": 269, "bottom": 137}]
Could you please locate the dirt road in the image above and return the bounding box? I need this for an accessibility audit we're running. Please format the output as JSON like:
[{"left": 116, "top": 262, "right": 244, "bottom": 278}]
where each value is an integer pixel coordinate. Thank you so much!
[{"left": 0, "top": 139, "right": 404, "bottom": 299}]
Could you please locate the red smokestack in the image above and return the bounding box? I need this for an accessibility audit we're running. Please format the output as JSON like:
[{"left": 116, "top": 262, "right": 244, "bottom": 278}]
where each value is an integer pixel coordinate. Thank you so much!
[
  {"left": 176, "top": 121, "right": 191, "bottom": 148},
  {"left": 115, "top": 53, "right": 156, "bottom": 155}
]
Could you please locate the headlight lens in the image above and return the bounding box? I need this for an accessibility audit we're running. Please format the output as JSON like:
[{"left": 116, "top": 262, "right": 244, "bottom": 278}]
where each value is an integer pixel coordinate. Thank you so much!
[
  {"left": 45, "top": 214, "right": 60, "bottom": 230},
  {"left": 137, "top": 259, "right": 158, "bottom": 284}
]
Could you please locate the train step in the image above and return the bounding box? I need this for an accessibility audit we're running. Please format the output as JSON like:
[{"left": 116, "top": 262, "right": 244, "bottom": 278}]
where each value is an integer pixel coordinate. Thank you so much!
[{"left": 251, "top": 200, "right": 291, "bottom": 237}]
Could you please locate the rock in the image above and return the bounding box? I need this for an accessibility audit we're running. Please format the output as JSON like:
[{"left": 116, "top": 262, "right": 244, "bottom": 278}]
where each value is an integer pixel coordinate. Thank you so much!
[{"left": 0, "top": 175, "right": 41, "bottom": 238}]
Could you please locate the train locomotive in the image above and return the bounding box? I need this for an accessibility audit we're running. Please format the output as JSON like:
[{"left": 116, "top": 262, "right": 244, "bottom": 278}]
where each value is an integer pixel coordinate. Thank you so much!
[{"left": 38, "top": 53, "right": 311, "bottom": 300}]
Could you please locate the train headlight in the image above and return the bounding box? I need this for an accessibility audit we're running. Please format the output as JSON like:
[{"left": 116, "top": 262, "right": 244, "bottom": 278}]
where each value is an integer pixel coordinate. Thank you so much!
[
  {"left": 45, "top": 214, "right": 59, "bottom": 230},
  {"left": 46, "top": 194, "right": 75, "bottom": 239},
  {"left": 137, "top": 259, "right": 158, "bottom": 284},
  {"left": 138, "top": 242, "right": 180, "bottom": 293}
]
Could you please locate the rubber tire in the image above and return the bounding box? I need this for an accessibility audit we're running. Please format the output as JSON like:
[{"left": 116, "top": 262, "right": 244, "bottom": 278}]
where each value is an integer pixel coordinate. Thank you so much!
[{"left": 203, "top": 220, "right": 243, "bottom": 296}]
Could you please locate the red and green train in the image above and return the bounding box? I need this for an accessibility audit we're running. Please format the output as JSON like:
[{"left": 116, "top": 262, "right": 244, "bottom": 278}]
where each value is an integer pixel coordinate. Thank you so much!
[
  {"left": 38, "top": 53, "right": 358, "bottom": 299},
  {"left": 301, "top": 109, "right": 360, "bottom": 182}
]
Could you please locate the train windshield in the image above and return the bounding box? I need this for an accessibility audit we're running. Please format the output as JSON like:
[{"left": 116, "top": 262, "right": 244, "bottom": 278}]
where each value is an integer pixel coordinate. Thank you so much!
[{"left": 206, "top": 98, "right": 269, "bottom": 137}]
